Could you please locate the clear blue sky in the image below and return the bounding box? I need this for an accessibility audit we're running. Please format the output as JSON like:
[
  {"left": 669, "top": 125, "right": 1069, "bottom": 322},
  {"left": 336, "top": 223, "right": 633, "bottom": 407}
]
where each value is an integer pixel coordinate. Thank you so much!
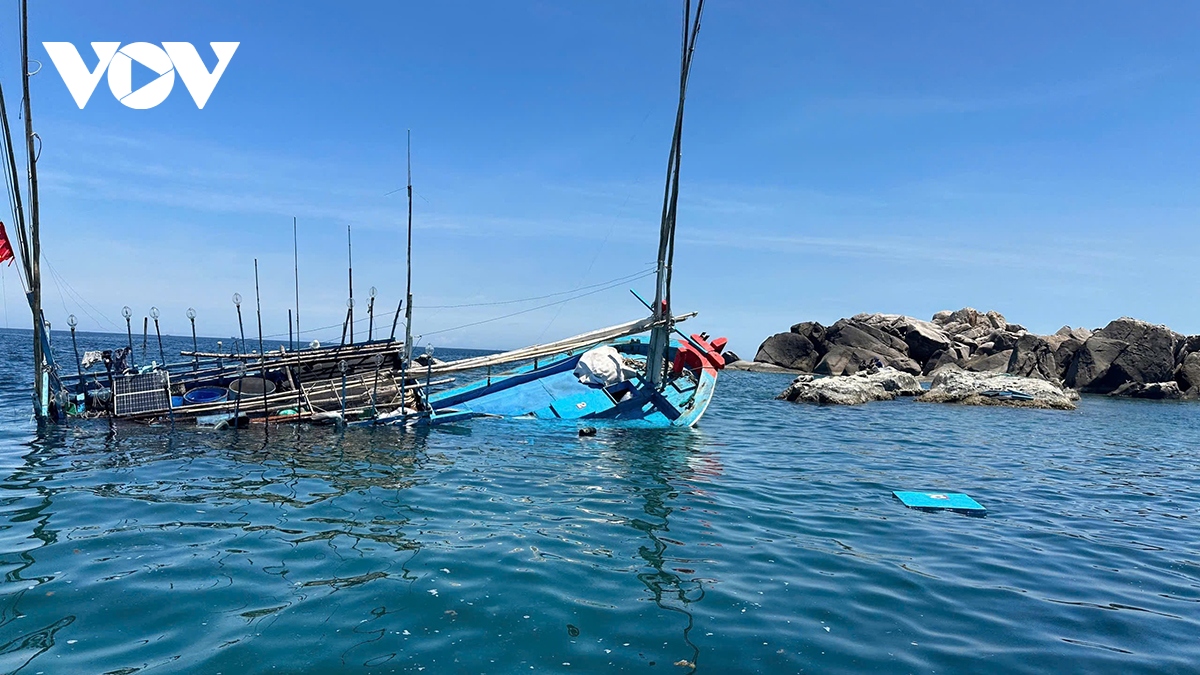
[{"left": 2, "top": 1, "right": 1199, "bottom": 353}]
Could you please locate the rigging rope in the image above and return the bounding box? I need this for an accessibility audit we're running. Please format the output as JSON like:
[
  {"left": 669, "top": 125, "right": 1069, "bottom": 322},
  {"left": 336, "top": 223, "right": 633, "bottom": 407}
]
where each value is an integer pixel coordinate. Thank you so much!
[
  {"left": 0, "top": 77, "right": 31, "bottom": 293},
  {"left": 418, "top": 272, "right": 654, "bottom": 339},
  {"left": 420, "top": 265, "right": 654, "bottom": 309},
  {"left": 262, "top": 266, "right": 657, "bottom": 341},
  {"left": 42, "top": 257, "right": 118, "bottom": 330},
  {"left": 2, "top": 266, "right": 8, "bottom": 329}
]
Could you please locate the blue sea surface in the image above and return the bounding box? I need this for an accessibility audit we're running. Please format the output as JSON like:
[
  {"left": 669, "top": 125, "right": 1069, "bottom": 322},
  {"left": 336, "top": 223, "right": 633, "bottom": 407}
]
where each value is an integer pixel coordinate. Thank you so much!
[{"left": 0, "top": 328, "right": 1197, "bottom": 673}]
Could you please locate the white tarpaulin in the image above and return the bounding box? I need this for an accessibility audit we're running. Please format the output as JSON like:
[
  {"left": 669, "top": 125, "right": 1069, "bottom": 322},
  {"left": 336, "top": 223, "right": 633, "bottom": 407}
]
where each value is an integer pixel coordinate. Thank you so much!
[{"left": 574, "top": 345, "right": 633, "bottom": 386}]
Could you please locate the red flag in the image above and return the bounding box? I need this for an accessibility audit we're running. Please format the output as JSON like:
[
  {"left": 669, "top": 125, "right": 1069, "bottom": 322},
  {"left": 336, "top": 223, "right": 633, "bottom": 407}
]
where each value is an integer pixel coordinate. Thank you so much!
[{"left": 0, "top": 222, "right": 12, "bottom": 266}]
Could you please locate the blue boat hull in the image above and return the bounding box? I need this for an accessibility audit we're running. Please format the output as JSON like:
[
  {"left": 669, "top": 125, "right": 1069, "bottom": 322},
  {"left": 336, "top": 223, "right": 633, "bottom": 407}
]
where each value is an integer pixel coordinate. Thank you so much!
[{"left": 426, "top": 337, "right": 719, "bottom": 428}]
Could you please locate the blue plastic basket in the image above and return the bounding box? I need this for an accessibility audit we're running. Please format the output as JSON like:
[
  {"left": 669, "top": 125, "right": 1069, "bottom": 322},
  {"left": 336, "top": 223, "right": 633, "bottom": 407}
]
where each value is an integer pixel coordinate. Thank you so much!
[{"left": 183, "top": 386, "right": 228, "bottom": 405}]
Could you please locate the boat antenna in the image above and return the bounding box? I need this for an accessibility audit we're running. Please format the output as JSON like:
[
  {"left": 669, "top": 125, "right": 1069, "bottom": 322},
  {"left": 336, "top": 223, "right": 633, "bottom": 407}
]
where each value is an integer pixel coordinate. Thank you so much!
[
  {"left": 293, "top": 216, "right": 300, "bottom": 348},
  {"left": 403, "top": 129, "right": 414, "bottom": 365},
  {"left": 645, "top": 0, "right": 705, "bottom": 388},
  {"left": 346, "top": 224, "right": 354, "bottom": 344}
]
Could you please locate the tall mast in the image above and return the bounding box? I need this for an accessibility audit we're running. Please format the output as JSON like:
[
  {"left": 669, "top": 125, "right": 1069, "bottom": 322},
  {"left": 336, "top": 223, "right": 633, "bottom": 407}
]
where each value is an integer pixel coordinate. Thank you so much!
[
  {"left": 293, "top": 216, "right": 300, "bottom": 347},
  {"left": 403, "top": 130, "right": 414, "bottom": 363},
  {"left": 645, "top": 0, "right": 705, "bottom": 388},
  {"left": 346, "top": 224, "right": 354, "bottom": 344},
  {"left": 20, "top": 0, "right": 49, "bottom": 419}
]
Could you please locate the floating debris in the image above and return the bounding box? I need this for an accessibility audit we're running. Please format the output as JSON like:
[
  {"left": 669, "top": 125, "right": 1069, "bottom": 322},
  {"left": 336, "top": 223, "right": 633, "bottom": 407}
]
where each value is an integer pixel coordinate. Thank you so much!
[{"left": 893, "top": 491, "right": 986, "bottom": 515}]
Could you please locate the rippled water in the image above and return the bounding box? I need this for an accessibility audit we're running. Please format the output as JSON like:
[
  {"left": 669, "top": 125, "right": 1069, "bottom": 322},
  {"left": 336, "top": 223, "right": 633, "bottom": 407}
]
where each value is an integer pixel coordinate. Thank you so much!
[{"left": 0, "top": 328, "right": 1198, "bottom": 673}]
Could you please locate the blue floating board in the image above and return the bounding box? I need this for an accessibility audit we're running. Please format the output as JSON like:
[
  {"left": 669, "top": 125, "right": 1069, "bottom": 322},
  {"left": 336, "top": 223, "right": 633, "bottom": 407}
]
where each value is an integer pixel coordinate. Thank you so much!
[{"left": 894, "top": 491, "right": 986, "bottom": 514}]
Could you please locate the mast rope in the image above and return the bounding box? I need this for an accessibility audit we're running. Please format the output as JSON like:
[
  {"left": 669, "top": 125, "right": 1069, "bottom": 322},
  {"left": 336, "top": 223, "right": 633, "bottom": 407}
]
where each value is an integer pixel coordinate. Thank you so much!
[
  {"left": 418, "top": 270, "right": 654, "bottom": 339},
  {"left": 424, "top": 312, "right": 696, "bottom": 376},
  {"left": 43, "top": 256, "right": 118, "bottom": 330},
  {"left": 261, "top": 266, "right": 656, "bottom": 341},
  {"left": 0, "top": 78, "right": 31, "bottom": 292},
  {"left": 421, "top": 265, "right": 654, "bottom": 309}
]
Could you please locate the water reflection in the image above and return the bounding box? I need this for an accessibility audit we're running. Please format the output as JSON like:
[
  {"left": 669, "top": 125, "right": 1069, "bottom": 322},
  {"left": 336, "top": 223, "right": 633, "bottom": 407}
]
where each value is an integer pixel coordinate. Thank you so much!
[
  {"left": 608, "top": 427, "right": 721, "bottom": 672},
  {"left": 0, "top": 423, "right": 441, "bottom": 674}
]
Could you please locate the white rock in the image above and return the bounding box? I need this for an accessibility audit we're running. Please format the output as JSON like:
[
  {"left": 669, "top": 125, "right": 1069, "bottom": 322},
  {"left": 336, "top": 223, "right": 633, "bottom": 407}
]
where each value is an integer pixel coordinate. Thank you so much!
[
  {"left": 778, "top": 367, "right": 923, "bottom": 405},
  {"left": 918, "top": 365, "right": 1078, "bottom": 410}
]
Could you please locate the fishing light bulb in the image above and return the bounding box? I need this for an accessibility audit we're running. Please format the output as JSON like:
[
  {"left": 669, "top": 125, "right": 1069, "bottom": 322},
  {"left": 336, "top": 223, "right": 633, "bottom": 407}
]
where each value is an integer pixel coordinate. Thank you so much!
[
  {"left": 67, "top": 314, "right": 77, "bottom": 328},
  {"left": 150, "top": 307, "right": 160, "bottom": 320},
  {"left": 232, "top": 293, "right": 242, "bottom": 307},
  {"left": 425, "top": 345, "right": 434, "bottom": 357},
  {"left": 186, "top": 308, "right": 196, "bottom": 320},
  {"left": 122, "top": 306, "right": 132, "bottom": 319},
  {"left": 369, "top": 286, "right": 377, "bottom": 299},
  {"left": 347, "top": 298, "right": 355, "bottom": 309}
]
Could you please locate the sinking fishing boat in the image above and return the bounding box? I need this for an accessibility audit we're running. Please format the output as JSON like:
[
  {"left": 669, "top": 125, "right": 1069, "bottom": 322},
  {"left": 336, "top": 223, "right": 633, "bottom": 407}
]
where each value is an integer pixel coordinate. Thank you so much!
[
  {"left": 3, "top": 0, "right": 725, "bottom": 429},
  {"left": 39, "top": 137, "right": 433, "bottom": 428},
  {"left": 0, "top": 0, "right": 432, "bottom": 428},
  {"left": 56, "top": 335, "right": 434, "bottom": 428},
  {"left": 421, "top": 0, "right": 728, "bottom": 428}
]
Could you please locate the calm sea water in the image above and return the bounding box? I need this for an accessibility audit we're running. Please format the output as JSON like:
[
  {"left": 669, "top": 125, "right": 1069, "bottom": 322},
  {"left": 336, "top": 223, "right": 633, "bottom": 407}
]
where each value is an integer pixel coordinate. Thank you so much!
[{"left": 0, "top": 328, "right": 1197, "bottom": 673}]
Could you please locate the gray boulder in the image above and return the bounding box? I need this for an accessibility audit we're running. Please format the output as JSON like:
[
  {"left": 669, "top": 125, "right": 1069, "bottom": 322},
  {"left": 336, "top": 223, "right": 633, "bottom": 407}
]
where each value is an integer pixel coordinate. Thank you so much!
[
  {"left": 1006, "top": 333, "right": 1059, "bottom": 382},
  {"left": 933, "top": 307, "right": 1011, "bottom": 345},
  {"left": 1109, "top": 381, "right": 1184, "bottom": 400},
  {"left": 1175, "top": 335, "right": 1200, "bottom": 364},
  {"left": 754, "top": 332, "right": 821, "bottom": 371},
  {"left": 725, "top": 359, "right": 801, "bottom": 373},
  {"left": 983, "top": 329, "right": 1020, "bottom": 354},
  {"left": 1065, "top": 318, "right": 1179, "bottom": 393},
  {"left": 778, "top": 367, "right": 923, "bottom": 405},
  {"left": 984, "top": 310, "right": 1008, "bottom": 330},
  {"left": 813, "top": 345, "right": 864, "bottom": 376},
  {"left": 827, "top": 318, "right": 909, "bottom": 355},
  {"left": 936, "top": 307, "right": 983, "bottom": 328},
  {"left": 1065, "top": 336, "right": 1126, "bottom": 392},
  {"left": 903, "top": 320, "right": 955, "bottom": 363},
  {"left": 820, "top": 319, "right": 920, "bottom": 374},
  {"left": 917, "top": 366, "right": 1078, "bottom": 410},
  {"left": 852, "top": 313, "right": 956, "bottom": 363},
  {"left": 962, "top": 350, "right": 1013, "bottom": 374},
  {"left": 1174, "top": 351, "right": 1200, "bottom": 393},
  {"left": 1055, "top": 325, "right": 1093, "bottom": 342},
  {"left": 1051, "top": 338, "right": 1084, "bottom": 380},
  {"left": 813, "top": 345, "right": 919, "bottom": 376},
  {"left": 790, "top": 321, "right": 828, "bottom": 347},
  {"left": 923, "top": 348, "right": 962, "bottom": 375}
]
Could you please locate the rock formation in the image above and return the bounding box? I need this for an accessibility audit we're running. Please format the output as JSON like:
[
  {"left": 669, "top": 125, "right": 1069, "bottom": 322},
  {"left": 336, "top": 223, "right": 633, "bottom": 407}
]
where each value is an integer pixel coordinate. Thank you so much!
[
  {"left": 777, "top": 367, "right": 923, "bottom": 405},
  {"left": 753, "top": 332, "right": 820, "bottom": 371},
  {"left": 1064, "top": 318, "right": 1179, "bottom": 393},
  {"left": 916, "top": 366, "right": 1079, "bottom": 410},
  {"left": 756, "top": 308, "right": 1200, "bottom": 402}
]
